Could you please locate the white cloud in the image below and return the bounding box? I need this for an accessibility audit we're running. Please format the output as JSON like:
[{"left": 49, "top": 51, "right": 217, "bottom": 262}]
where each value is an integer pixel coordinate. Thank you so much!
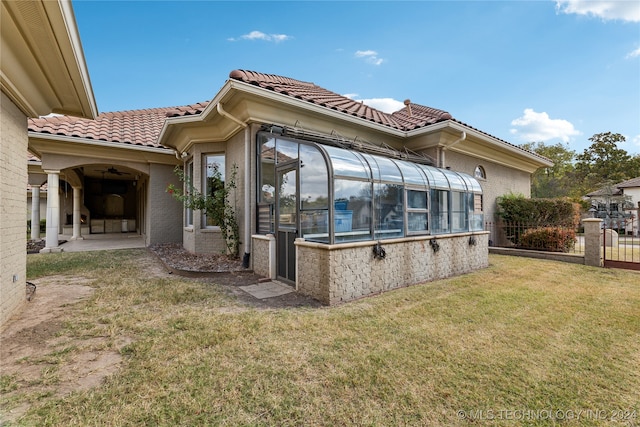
[
  {"left": 632, "top": 134, "right": 640, "bottom": 148},
  {"left": 343, "top": 94, "right": 405, "bottom": 113},
  {"left": 626, "top": 47, "right": 640, "bottom": 58},
  {"left": 510, "top": 108, "right": 581, "bottom": 142},
  {"left": 556, "top": 1, "right": 640, "bottom": 22},
  {"left": 228, "top": 30, "right": 292, "bottom": 43},
  {"left": 355, "top": 50, "right": 384, "bottom": 66}
]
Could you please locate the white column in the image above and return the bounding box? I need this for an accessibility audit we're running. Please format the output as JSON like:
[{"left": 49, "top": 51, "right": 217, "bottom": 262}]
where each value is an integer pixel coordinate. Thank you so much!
[
  {"left": 71, "top": 186, "right": 83, "bottom": 240},
  {"left": 30, "top": 186, "right": 41, "bottom": 240},
  {"left": 41, "top": 171, "right": 63, "bottom": 253}
]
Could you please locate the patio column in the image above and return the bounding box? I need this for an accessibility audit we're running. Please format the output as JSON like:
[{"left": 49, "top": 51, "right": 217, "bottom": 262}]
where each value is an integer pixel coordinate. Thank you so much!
[
  {"left": 30, "top": 186, "right": 41, "bottom": 240},
  {"left": 71, "top": 186, "right": 83, "bottom": 240},
  {"left": 40, "top": 170, "right": 63, "bottom": 253}
]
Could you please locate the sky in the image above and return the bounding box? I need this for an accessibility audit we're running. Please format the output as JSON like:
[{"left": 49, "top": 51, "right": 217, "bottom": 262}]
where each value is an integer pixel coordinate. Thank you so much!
[{"left": 72, "top": 0, "right": 640, "bottom": 155}]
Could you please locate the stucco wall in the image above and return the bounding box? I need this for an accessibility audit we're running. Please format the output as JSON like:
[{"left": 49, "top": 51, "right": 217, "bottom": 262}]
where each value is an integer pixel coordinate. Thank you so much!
[
  {"left": 180, "top": 132, "right": 249, "bottom": 255},
  {"left": 296, "top": 232, "right": 489, "bottom": 305},
  {"left": 1, "top": 93, "right": 28, "bottom": 328},
  {"left": 147, "top": 163, "right": 183, "bottom": 245}
]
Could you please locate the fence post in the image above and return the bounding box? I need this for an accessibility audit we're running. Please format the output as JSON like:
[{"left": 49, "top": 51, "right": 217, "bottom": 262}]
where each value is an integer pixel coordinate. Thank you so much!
[{"left": 583, "top": 218, "right": 603, "bottom": 267}]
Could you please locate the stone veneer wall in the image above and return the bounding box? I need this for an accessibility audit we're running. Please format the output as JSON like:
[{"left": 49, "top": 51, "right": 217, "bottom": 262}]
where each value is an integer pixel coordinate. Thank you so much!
[
  {"left": 1, "top": 93, "right": 28, "bottom": 329},
  {"left": 296, "top": 232, "right": 489, "bottom": 305},
  {"left": 251, "top": 235, "right": 274, "bottom": 279}
]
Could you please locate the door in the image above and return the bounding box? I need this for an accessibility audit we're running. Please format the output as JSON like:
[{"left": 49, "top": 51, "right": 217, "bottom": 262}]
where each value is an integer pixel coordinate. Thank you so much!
[{"left": 276, "top": 164, "right": 298, "bottom": 283}]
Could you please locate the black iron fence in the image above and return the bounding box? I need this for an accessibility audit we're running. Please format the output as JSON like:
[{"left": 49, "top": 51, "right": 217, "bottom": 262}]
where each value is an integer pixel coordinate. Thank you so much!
[{"left": 485, "top": 221, "right": 583, "bottom": 254}]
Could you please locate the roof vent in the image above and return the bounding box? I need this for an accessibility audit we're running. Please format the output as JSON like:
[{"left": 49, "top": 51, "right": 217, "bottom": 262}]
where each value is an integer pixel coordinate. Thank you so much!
[{"left": 404, "top": 99, "right": 412, "bottom": 117}]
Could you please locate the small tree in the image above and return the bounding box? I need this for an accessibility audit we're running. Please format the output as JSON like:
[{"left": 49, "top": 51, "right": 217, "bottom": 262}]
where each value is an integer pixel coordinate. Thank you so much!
[{"left": 167, "top": 164, "right": 240, "bottom": 258}]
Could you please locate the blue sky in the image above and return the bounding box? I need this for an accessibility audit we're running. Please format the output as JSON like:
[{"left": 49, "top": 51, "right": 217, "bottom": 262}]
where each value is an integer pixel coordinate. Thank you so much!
[{"left": 72, "top": 0, "right": 640, "bottom": 155}]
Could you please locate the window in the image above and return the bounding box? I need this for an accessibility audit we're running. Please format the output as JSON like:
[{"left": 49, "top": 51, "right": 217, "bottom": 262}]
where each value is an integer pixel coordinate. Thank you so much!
[
  {"left": 334, "top": 179, "right": 372, "bottom": 242},
  {"left": 407, "top": 189, "right": 428, "bottom": 233},
  {"left": 374, "top": 183, "right": 404, "bottom": 239},
  {"left": 203, "top": 154, "right": 225, "bottom": 227},
  {"left": 471, "top": 194, "right": 484, "bottom": 231},
  {"left": 474, "top": 165, "right": 486, "bottom": 180},
  {"left": 185, "top": 160, "right": 193, "bottom": 227},
  {"left": 431, "top": 189, "right": 449, "bottom": 234},
  {"left": 451, "top": 191, "right": 468, "bottom": 232}
]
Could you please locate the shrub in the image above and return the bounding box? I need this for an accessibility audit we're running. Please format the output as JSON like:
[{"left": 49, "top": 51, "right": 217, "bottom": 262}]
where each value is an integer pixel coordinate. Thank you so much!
[
  {"left": 520, "top": 226, "right": 576, "bottom": 252},
  {"left": 496, "top": 194, "right": 580, "bottom": 227}
]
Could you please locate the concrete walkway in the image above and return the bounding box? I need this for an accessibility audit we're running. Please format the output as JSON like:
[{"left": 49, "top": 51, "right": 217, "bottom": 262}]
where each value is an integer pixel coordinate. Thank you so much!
[{"left": 57, "top": 233, "right": 145, "bottom": 253}]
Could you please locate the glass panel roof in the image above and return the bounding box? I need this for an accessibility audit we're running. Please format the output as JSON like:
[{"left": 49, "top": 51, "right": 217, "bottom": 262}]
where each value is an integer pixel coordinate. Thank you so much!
[
  {"left": 420, "top": 165, "right": 449, "bottom": 188},
  {"left": 460, "top": 173, "right": 482, "bottom": 192},
  {"left": 394, "top": 159, "right": 427, "bottom": 186},
  {"left": 442, "top": 169, "right": 467, "bottom": 190},
  {"left": 361, "top": 153, "right": 403, "bottom": 182},
  {"left": 321, "top": 145, "right": 370, "bottom": 179}
]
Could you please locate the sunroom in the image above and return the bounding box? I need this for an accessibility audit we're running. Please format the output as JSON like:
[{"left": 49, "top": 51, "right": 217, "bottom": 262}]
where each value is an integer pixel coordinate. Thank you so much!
[{"left": 251, "top": 128, "right": 489, "bottom": 304}]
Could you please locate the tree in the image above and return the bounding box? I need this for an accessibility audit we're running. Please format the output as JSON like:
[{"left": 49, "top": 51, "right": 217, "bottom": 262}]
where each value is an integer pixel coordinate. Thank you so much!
[
  {"left": 167, "top": 164, "right": 241, "bottom": 258},
  {"left": 574, "top": 132, "right": 635, "bottom": 195},
  {"left": 520, "top": 141, "right": 576, "bottom": 198}
]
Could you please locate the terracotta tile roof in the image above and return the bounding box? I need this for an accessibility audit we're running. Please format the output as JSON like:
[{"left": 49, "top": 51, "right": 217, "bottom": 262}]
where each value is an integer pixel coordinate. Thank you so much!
[
  {"left": 26, "top": 69, "right": 546, "bottom": 165},
  {"left": 165, "top": 70, "right": 453, "bottom": 131},
  {"left": 27, "top": 107, "right": 203, "bottom": 149}
]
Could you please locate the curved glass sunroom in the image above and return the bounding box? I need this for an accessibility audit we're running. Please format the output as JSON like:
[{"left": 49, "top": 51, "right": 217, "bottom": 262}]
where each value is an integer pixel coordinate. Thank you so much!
[{"left": 257, "top": 132, "right": 483, "bottom": 245}]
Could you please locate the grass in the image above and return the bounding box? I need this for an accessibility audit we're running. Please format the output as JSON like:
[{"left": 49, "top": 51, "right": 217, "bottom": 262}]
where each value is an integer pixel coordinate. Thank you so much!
[{"left": 4, "top": 251, "right": 639, "bottom": 426}]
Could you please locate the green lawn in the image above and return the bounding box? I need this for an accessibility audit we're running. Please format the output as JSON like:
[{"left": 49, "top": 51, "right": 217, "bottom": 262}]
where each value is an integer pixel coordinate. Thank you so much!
[{"left": 3, "top": 251, "right": 639, "bottom": 426}]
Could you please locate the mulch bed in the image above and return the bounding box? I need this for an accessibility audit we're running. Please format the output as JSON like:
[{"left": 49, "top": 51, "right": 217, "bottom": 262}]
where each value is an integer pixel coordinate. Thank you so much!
[{"left": 148, "top": 243, "right": 246, "bottom": 273}]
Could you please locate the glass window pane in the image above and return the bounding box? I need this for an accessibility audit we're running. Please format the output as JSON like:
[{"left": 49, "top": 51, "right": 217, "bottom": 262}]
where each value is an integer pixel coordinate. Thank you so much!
[
  {"left": 259, "top": 136, "right": 276, "bottom": 203},
  {"left": 323, "top": 145, "right": 369, "bottom": 178},
  {"left": 374, "top": 183, "right": 404, "bottom": 239},
  {"left": 301, "top": 210, "right": 329, "bottom": 243},
  {"left": 277, "top": 168, "right": 297, "bottom": 230},
  {"left": 471, "top": 194, "right": 484, "bottom": 231},
  {"left": 204, "top": 154, "right": 225, "bottom": 227},
  {"left": 431, "top": 189, "right": 449, "bottom": 233},
  {"left": 275, "top": 138, "right": 298, "bottom": 163},
  {"left": 407, "top": 190, "right": 427, "bottom": 209},
  {"left": 300, "top": 144, "right": 329, "bottom": 210},
  {"left": 364, "top": 154, "right": 403, "bottom": 182},
  {"left": 408, "top": 212, "right": 428, "bottom": 232},
  {"left": 451, "top": 191, "right": 468, "bottom": 232},
  {"left": 334, "top": 179, "right": 372, "bottom": 242},
  {"left": 185, "top": 161, "right": 194, "bottom": 226}
]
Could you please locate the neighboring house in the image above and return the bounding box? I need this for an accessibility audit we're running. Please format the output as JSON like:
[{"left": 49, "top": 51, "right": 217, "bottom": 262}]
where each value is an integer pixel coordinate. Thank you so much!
[
  {"left": 26, "top": 69, "right": 552, "bottom": 304},
  {"left": 1, "top": 0, "right": 97, "bottom": 328},
  {"left": 586, "top": 177, "right": 640, "bottom": 235}
]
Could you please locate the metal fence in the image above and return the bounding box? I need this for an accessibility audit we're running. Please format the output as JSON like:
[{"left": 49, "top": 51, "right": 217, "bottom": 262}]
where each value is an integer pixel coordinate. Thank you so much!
[
  {"left": 485, "top": 221, "right": 584, "bottom": 254},
  {"left": 603, "top": 219, "right": 640, "bottom": 270}
]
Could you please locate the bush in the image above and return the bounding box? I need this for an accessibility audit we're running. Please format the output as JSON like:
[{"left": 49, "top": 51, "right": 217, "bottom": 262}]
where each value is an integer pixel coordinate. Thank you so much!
[
  {"left": 496, "top": 194, "right": 580, "bottom": 227},
  {"left": 520, "top": 226, "right": 576, "bottom": 252}
]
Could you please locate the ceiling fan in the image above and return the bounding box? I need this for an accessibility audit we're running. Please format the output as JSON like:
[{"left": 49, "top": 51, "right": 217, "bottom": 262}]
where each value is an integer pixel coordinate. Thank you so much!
[{"left": 94, "top": 167, "right": 131, "bottom": 176}]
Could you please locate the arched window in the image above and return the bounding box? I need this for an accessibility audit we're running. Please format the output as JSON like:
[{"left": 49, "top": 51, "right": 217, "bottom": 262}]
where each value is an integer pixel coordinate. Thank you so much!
[{"left": 474, "top": 165, "right": 486, "bottom": 180}]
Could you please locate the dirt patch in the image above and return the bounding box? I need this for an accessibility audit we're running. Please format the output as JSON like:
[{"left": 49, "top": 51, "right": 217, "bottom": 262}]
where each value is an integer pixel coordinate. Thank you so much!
[
  {"left": 0, "top": 250, "right": 321, "bottom": 423},
  {"left": 0, "top": 276, "right": 131, "bottom": 423}
]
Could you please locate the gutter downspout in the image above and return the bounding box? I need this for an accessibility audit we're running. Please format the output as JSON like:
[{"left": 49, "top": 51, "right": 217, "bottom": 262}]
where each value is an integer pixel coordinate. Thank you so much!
[
  {"left": 440, "top": 130, "right": 466, "bottom": 168},
  {"left": 216, "top": 103, "right": 252, "bottom": 268}
]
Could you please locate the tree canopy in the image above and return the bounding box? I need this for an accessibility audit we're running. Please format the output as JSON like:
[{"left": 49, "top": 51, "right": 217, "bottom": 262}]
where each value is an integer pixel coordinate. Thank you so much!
[{"left": 522, "top": 132, "right": 640, "bottom": 199}]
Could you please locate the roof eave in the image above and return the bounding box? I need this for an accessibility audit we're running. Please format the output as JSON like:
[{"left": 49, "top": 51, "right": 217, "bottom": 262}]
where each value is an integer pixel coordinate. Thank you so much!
[
  {"left": 408, "top": 120, "right": 554, "bottom": 168},
  {"left": 1, "top": 0, "right": 97, "bottom": 119}
]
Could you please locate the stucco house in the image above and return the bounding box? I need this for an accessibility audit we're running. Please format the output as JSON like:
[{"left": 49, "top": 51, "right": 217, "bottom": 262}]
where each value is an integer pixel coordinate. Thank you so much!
[
  {"left": 586, "top": 177, "right": 640, "bottom": 235},
  {"left": 25, "top": 69, "right": 552, "bottom": 305},
  {"left": 1, "top": 0, "right": 97, "bottom": 327}
]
